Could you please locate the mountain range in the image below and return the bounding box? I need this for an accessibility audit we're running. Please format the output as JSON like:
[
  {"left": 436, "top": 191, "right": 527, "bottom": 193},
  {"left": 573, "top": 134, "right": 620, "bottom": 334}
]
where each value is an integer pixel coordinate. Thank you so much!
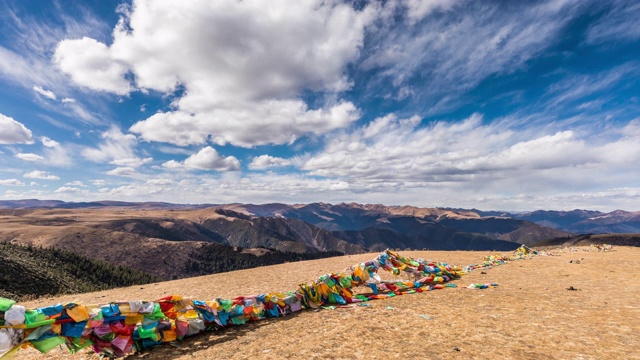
[
  {"left": 0, "top": 200, "right": 638, "bottom": 295},
  {"left": 513, "top": 209, "right": 640, "bottom": 234},
  {"left": 2, "top": 200, "right": 638, "bottom": 234}
]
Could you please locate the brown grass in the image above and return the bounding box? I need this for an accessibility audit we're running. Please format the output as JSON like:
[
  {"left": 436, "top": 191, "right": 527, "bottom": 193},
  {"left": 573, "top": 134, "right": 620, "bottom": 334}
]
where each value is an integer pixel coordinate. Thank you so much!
[{"left": 17, "top": 247, "right": 640, "bottom": 360}]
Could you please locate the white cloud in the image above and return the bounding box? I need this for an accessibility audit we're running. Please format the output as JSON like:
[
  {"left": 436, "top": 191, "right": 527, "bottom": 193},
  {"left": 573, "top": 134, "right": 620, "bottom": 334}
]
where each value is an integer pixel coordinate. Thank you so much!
[
  {"left": 32, "top": 85, "right": 57, "bottom": 100},
  {"left": 105, "top": 167, "right": 138, "bottom": 177},
  {"left": 61, "top": 97, "right": 76, "bottom": 103},
  {"left": 62, "top": 100, "right": 97, "bottom": 123},
  {"left": 23, "top": 170, "right": 60, "bottom": 180},
  {"left": 249, "top": 155, "right": 292, "bottom": 170},
  {"left": 37, "top": 136, "right": 73, "bottom": 167},
  {"left": 160, "top": 160, "right": 182, "bottom": 169},
  {"left": 54, "top": 186, "right": 89, "bottom": 195},
  {"left": 110, "top": 157, "right": 152, "bottom": 168},
  {"left": 300, "top": 113, "right": 640, "bottom": 203},
  {"left": 65, "top": 181, "right": 86, "bottom": 187},
  {"left": 15, "top": 153, "right": 45, "bottom": 162},
  {"left": 0, "top": 179, "right": 25, "bottom": 186},
  {"left": 597, "top": 119, "right": 640, "bottom": 164},
  {"left": 0, "top": 45, "right": 57, "bottom": 95},
  {"left": 58, "top": 0, "right": 377, "bottom": 147},
  {"left": 82, "top": 127, "right": 146, "bottom": 166},
  {"left": 20, "top": 161, "right": 637, "bottom": 212},
  {"left": 54, "top": 37, "right": 132, "bottom": 95},
  {"left": 41, "top": 136, "right": 60, "bottom": 148},
  {"left": 162, "top": 146, "right": 240, "bottom": 171},
  {"left": 130, "top": 101, "right": 360, "bottom": 147},
  {"left": 91, "top": 179, "right": 106, "bottom": 186},
  {"left": 90, "top": 172, "right": 359, "bottom": 204},
  {"left": 112, "top": 0, "right": 374, "bottom": 96},
  {"left": 0, "top": 113, "right": 34, "bottom": 144},
  {"left": 146, "top": 178, "right": 173, "bottom": 186}
]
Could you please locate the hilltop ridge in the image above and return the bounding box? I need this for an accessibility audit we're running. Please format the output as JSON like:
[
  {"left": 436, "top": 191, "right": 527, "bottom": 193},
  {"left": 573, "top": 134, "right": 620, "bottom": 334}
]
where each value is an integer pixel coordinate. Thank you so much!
[{"left": 15, "top": 246, "right": 640, "bottom": 360}]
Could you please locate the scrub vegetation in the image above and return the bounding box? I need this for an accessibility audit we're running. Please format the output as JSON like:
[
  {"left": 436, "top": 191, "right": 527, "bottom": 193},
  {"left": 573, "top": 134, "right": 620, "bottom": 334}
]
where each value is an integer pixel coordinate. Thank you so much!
[{"left": 0, "top": 242, "right": 161, "bottom": 301}]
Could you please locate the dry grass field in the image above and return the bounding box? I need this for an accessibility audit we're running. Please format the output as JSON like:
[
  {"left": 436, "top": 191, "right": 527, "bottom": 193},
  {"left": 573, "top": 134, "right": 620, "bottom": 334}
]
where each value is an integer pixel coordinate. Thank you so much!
[{"left": 17, "top": 246, "right": 640, "bottom": 360}]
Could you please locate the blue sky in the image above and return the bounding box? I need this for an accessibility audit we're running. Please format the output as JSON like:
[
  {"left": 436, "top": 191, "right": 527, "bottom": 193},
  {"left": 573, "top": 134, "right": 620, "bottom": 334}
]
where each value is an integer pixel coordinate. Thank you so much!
[{"left": 1, "top": 0, "right": 640, "bottom": 211}]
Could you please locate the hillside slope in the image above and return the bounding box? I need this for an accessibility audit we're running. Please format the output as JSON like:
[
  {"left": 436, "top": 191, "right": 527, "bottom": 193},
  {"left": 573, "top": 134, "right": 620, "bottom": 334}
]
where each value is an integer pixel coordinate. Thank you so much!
[
  {"left": 0, "top": 240, "right": 344, "bottom": 300},
  {"left": 0, "top": 242, "right": 160, "bottom": 300},
  {"left": 533, "top": 233, "right": 640, "bottom": 247},
  {"left": 333, "top": 226, "right": 520, "bottom": 251},
  {"left": 16, "top": 247, "right": 640, "bottom": 360},
  {"left": 0, "top": 208, "right": 361, "bottom": 280}
]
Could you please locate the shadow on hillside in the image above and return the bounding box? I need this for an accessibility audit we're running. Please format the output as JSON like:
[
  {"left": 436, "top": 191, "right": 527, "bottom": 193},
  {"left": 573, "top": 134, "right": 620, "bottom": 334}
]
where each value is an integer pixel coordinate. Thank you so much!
[{"left": 126, "top": 311, "right": 306, "bottom": 359}]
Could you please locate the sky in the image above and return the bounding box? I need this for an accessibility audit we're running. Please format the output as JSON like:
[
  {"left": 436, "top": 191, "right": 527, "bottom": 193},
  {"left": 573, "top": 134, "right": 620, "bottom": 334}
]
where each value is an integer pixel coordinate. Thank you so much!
[{"left": 1, "top": 0, "right": 640, "bottom": 211}]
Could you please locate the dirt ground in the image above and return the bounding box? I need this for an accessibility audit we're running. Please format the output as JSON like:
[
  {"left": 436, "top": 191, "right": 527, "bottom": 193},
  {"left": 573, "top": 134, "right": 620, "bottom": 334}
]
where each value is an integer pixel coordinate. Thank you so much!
[{"left": 17, "top": 246, "right": 640, "bottom": 360}]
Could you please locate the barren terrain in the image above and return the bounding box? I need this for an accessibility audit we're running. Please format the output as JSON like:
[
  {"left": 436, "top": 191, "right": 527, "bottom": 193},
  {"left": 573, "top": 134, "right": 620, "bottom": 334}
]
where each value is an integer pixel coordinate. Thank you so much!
[{"left": 15, "top": 246, "right": 640, "bottom": 359}]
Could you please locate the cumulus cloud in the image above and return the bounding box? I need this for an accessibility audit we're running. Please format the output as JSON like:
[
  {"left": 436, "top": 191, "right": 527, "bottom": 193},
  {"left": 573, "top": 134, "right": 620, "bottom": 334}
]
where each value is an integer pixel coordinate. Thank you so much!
[
  {"left": 23, "top": 170, "right": 60, "bottom": 180},
  {"left": 105, "top": 167, "right": 138, "bottom": 177},
  {"left": 54, "top": 37, "right": 131, "bottom": 95},
  {"left": 15, "top": 153, "right": 45, "bottom": 161},
  {"left": 54, "top": 186, "right": 89, "bottom": 195},
  {"left": 41, "top": 136, "right": 60, "bottom": 148},
  {"left": 113, "top": 0, "right": 373, "bottom": 96},
  {"left": 146, "top": 178, "right": 173, "bottom": 186},
  {"left": 0, "top": 113, "right": 34, "bottom": 144},
  {"left": 130, "top": 101, "right": 360, "bottom": 147},
  {"left": 162, "top": 146, "right": 240, "bottom": 171},
  {"left": 249, "top": 155, "right": 292, "bottom": 170},
  {"left": 110, "top": 157, "right": 152, "bottom": 168},
  {"left": 65, "top": 181, "right": 86, "bottom": 187},
  {"left": 32, "top": 85, "right": 57, "bottom": 100},
  {"left": 92, "top": 172, "right": 357, "bottom": 204},
  {"left": 0, "top": 179, "right": 25, "bottom": 186},
  {"left": 301, "top": 113, "right": 640, "bottom": 196},
  {"left": 56, "top": 0, "right": 377, "bottom": 147}
]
